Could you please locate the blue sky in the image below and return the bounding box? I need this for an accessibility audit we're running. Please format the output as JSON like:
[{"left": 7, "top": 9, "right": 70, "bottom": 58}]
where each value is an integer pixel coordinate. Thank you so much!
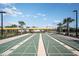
[{"left": 0, "top": 3, "right": 79, "bottom": 28}]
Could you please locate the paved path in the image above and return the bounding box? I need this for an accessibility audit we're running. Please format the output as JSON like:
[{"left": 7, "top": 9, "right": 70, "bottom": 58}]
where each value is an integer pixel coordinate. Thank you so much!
[{"left": 37, "top": 33, "right": 46, "bottom": 56}]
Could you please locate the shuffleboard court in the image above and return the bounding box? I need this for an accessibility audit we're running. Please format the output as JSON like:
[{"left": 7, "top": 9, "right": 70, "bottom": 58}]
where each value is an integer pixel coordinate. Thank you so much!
[
  {"left": 9, "top": 33, "right": 39, "bottom": 56},
  {"left": 1, "top": 3, "right": 79, "bottom": 56},
  {"left": 48, "top": 33, "right": 79, "bottom": 51},
  {"left": 0, "top": 33, "right": 79, "bottom": 56},
  {"left": 0, "top": 33, "right": 32, "bottom": 55},
  {"left": 42, "top": 33, "right": 76, "bottom": 56}
]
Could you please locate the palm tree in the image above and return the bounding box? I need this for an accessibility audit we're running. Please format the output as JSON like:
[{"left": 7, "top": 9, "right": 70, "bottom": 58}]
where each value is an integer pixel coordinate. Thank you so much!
[
  {"left": 57, "top": 23, "right": 62, "bottom": 34},
  {"left": 63, "top": 17, "right": 74, "bottom": 35},
  {"left": 18, "top": 21, "right": 26, "bottom": 34}
]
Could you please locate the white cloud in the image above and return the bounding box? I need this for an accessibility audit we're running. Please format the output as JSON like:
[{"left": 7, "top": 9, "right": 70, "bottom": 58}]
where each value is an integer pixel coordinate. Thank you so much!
[
  {"left": 30, "top": 13, "right": 47, "bottom": 19},
  {"left": 42, "top": 14, "right": 46, "bottom": 17},
  {"left": 19, "top": 13, "right": 47, "bottom": 19},
  {"left": 36, "top": 13, "right": 46, "bottom": 17},
  {"left": 53, "top": 20, "right": 61, "bottom": 24},
  {"left": 2, "top": 3, "right": 23, "bottom": 17},
  {"left": 3, "top": 7, "right": 23, "bottom": 16},
  {"left": 11, "top": 6, "right": 16, "bottom": 10}
]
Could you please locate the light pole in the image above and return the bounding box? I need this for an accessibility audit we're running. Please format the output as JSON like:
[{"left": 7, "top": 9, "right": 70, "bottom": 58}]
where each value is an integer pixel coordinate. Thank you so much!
[
  {"left": 0, "top": 11, "right": 6, "bottom": 39},
  {"left": 73, "top": 10, "right": 78, "bottom": 37}
]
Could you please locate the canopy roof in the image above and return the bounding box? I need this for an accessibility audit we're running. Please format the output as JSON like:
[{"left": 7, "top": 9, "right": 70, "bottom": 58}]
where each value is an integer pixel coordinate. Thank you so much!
[{"left": 0, "top": 28, "right": 52, "bottom": 30}]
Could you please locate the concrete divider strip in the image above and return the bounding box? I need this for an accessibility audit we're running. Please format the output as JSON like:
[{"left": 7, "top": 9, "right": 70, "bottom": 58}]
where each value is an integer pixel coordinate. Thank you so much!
[{"left": 37, "top": 33, "right": 46, "bottom": 56}]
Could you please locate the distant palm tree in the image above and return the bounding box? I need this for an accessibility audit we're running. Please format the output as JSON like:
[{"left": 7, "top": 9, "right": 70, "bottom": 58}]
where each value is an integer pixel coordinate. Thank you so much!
[
  {"left": 57, "top": 23, "right": 62, "bottom": 34},
  {"left": 18, "top": 21, "right": 26, "bottom": 34},
  {"left": 63, "top": 17, "right": 74, "bottom": 35}
]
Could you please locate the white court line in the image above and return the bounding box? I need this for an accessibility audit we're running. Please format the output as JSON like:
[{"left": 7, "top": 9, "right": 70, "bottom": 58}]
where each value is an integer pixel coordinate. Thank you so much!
[
  {"left": 32, "top": 37, "right": 37, "bottom": 54},
  {"left": 21, "top": 34, "right": 37, "bottom": 56},
  {"left": 0, "top": 33, "right": 29, "bottom": 44},
  {"left": 47, "top": 38, "right": 49, "bottom": 55},
  {"left": 45, "top": 33, "right": 61, "bottom": 54},
  {"left": 37, "top": 33, "right": 46, "bottom": 56},
  {"left": 0, "top": 34, "right": 30, "bottom": 54},
  {"left": 53, "top": 45, "right": 62, "bottom": 55},
  {"left": 47, "top": 34, "right": 79, "bottom": 56},
  {"left": 21, "top": 36, "right": 35, "bottom": 56},
  {"left": 1, "top": 34, "right": 35, "bottom": 56},
  {"left": 43, "top": 34, "right": 49, "bottom": 55},
  {"left": 0, "top": 34, "right": 31, "bottom": 54},
  {"left": 21, "top": 42, "right": 33, "bottom": 56},
  {"left": 22, "top": 34, "right": 38, "bottom": 56},
  {"left": 44, "top": 34, "right": 61, "bottom": 55}
]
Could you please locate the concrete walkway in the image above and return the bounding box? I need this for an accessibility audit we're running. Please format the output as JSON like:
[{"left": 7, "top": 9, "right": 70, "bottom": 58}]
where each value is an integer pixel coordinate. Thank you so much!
[{"left": 37, "top": 33, "right": 46, "bottom": 56}]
